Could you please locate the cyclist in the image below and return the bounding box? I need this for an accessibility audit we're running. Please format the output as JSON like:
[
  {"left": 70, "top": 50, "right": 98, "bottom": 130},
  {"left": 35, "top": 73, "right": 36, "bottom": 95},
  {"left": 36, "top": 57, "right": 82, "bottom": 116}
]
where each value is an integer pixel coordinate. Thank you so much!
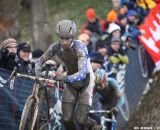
[
  {"left": 94, "top": 68, "right": 126, "bottom": 128},
  {"left": 94, "top": 69, "right": 125, "bottom": 110},
  {"left": 35, "top": 19, "right": 101, "bottom": 130}
]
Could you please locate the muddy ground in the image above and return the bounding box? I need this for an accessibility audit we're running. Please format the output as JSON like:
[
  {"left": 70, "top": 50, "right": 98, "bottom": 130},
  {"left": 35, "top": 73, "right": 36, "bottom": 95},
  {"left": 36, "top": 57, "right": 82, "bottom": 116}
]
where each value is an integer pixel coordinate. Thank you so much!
[{"left": 125, "top": 77, "right": 160, "bottom": 130}]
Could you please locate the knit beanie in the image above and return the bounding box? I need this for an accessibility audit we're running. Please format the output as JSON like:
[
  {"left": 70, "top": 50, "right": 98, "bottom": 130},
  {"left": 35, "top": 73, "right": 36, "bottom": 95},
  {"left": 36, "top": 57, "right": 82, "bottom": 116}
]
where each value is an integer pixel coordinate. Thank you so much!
[
  {"left": 32, "top": 49, "right": 44, "bottom": 58},
  {"left": 90, "top": 52, "right": 104, "bottom": 64},
  {"left": 1, "top": 38, "right": 17, "bottom": 48},
  {"left": 127, "top": 10, "right": 137, "bottom": 17},
  {"left": 107, "top": 22, "right": 121, "bottom": 34},
  {"left": 118, "top": 14, "right": 127, "bottom": 20},
  {"left": 18, "top": 42, "right": 31, "bottom": 52},
  {"left": 86, "top": 8, "right": 96, "bottom": 19},
  {"left": 111, "top": 36, "right": 121, "bottom": 44}
]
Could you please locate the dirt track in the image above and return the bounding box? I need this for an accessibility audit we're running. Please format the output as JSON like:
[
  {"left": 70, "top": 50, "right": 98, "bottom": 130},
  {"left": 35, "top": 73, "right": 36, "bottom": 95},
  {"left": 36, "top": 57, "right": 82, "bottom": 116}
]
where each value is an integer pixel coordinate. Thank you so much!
[{"left": 125, "top": 77, "right": 160, "bottom": 129}]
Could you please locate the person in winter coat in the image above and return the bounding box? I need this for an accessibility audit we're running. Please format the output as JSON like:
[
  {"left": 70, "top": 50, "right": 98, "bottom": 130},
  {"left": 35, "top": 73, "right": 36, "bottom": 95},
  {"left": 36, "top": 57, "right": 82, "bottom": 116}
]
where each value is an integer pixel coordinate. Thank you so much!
[{"left": 0, "top": 38, "right": 18, "bottom": 71}]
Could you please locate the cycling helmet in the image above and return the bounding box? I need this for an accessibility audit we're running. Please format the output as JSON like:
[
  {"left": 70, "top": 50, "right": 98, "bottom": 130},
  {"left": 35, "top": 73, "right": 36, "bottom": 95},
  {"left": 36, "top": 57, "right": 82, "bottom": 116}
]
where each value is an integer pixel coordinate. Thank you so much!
[
  {"left": 95, "top": 69, "right": 106, "bottom": 84},
  {"left": 56, "top": 20, "right": 77, "bottom": 38}
]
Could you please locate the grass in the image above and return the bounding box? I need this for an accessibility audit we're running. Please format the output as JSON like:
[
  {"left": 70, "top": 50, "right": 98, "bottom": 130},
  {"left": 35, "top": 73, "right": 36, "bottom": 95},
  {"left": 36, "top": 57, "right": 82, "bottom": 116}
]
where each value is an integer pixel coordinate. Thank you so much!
[{"left": 19, "top": 0, "right": 112, "bottom": 45}]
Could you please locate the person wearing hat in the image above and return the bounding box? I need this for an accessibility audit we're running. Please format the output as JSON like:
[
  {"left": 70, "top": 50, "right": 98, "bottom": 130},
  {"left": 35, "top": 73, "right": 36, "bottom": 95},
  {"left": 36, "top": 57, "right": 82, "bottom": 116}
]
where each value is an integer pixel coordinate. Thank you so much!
[
  {"left": 127, "top": 9, "right": 140, "bottom": 25},
  {"left": 16, "top": 42, "right": 34, "bottom": 75},
  {"left": 90, "top": 52, "right": 105, "bottom": 72},
  {"left": 31, "top": 48, "right": 44, "bottom": 63},
  {"left": 81, "top": 8, "right": 105, "bottom": 36},
  {"left": 103, "top": 22, "right": 122, "bottom": 49},
  {"left": 0, "top": 38, "right": 18, "bottom": 71},
  {"left": 126, "top": 9, "right": 142, "bottom": 39},
  {"left": 107, "top": 22, "right": 121, "bottom": 37},
  {"left": 106, "top": 0, "right": 126, "bottom": 22},
  {"left": 116, "top": 14, "right": 127, "bottom": 34},
  {"left": 108, "top": 36, "right": 129, "bottom": 65}
]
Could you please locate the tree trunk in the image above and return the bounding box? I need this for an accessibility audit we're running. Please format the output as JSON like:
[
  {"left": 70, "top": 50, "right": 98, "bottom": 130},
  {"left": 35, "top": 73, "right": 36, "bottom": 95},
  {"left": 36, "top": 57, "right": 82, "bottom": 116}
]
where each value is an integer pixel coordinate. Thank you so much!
[
  {"left": 30, "top": 0, "right": 52, "bottom": 50},
  {"left": 0, "top": 0, "right": 21, "bottom": 41}
]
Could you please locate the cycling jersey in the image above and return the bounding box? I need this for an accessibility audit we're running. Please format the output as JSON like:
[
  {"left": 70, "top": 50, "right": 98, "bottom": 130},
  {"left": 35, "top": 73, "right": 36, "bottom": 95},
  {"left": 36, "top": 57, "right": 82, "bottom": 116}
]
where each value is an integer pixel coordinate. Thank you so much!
[
  {"left": 35, "top": 40, "right": 95, "bottom": 106},
  {"left": 35, "top": 40, "right": 94, "bottom": 83},
  {"left": 96, "top": 77, "right": 124, "bottom": 109}
]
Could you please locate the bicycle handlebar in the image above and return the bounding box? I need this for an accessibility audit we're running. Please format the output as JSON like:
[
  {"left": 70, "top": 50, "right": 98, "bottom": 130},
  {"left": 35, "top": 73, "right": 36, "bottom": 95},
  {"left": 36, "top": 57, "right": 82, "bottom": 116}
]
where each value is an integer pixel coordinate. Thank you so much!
[
  {"left": 8, "top": 67, "right": 59, "bottom": 84},
  {"left": 89, "top": 110, "right": 110, "bottom": 114},
  {"left": 16, "top": 73, "right": 57, "bottom": 84},
  {"left": 89, "top": 107, "right": 116, "bottom": 114}
]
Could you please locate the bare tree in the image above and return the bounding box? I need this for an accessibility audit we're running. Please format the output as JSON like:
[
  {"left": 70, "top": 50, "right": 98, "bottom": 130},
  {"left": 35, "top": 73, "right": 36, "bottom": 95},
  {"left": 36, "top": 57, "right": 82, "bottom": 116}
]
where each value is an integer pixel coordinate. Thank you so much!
[
  {"left": 0, "top": 0, "right": 21, "bottom": 41},
  {"left": 30, "top": 0, "right": 52, "bottom": 50}
]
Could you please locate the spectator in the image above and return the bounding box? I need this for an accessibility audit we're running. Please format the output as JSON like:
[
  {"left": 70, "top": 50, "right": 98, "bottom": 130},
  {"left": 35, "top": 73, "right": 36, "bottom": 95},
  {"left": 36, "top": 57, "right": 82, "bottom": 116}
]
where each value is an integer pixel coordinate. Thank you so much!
[
  {"left": 78, "top": 33, "right": 93, "bottom": 56},
  {"left": 32, "top": 48, "right": 44, "bottom": 63},
  {"left": 16, "top": 42, "right": 34, "bottom": 75},
  {"left": 108, "top": 36, "right": 129, "bottom": 65},
  {"left": 116, "top": 14, "right": 128, "bottom": 35},
  {"left": 81, "top": 8, "right": 105, "bottom": 36},
  {"left": 125, "top": 1, "right": 148, "bottom": 21},
  {"left": 131, "top": 0, "right": 156, "bottom": 10},
  {"left": 95, "top": 40, "right": 111, "bottom": 72},
  {"left": 95, "top": 40, "right": 108, "bottom": 57},
  {"left": 90, "top": 52, "right": 104, "bottom": 72},
  {"left": 126, "top": 10, "right": 142, "bottom": 38},
  {"left": 106, "top": 0, "right": 126, "bottom": 22},
  {"left": 105, "top": 22, "right": 121, "bottom": 48},
  {"left": 127, "top": 9, "right": 140, "bottom": 25},
  {"left": 108, "top": 22, "right": 121, "bottom": 37},
  {"left": 0, "top": 38, "right": 18, "bottom": 71}
]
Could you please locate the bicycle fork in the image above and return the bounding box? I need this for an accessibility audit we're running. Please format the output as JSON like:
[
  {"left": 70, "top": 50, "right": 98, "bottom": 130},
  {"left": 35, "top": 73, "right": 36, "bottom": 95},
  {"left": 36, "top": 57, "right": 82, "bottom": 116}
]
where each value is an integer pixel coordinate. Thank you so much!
[
  {"left": 101, "top": 115, "right": 116, "bottom": 130},
  {"left": 30, "top": 84, "right": 40, "bottom": 130}
]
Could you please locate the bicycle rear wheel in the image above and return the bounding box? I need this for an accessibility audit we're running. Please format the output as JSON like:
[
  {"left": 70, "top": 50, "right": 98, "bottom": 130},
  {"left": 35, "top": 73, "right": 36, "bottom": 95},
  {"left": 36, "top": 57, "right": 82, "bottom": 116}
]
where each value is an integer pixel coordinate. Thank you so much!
[{"left": 19, "top": 97, "right": 36, "bottom": 130}]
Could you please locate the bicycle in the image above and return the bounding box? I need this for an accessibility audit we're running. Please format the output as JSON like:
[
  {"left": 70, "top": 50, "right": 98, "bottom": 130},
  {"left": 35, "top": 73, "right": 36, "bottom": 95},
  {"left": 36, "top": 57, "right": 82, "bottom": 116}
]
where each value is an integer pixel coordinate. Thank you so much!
[
  {"left": 89, "top": 108, "right": 117, "bottom": 130},
  {"left": 138, "top": 44, "right": 148, "bottom": 78},
  {"left": 8, "top": 67, "right": 61, "bottom": 130}
]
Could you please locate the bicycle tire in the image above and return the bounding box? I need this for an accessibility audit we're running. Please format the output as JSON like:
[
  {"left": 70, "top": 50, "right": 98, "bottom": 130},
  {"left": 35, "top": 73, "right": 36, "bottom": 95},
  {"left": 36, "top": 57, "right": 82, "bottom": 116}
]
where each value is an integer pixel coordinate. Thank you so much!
[
  {"left": 34, "top": 87, "right": 50, "bottom": 130},
  {"left": 19, "top": 97, "right": 36, "bottom": 130},
  {"left": 138, "top": 45, "right": 148, "bottom": 78},
  {"left": 119, "top": 94, "right": 129, "bottom": 121}
]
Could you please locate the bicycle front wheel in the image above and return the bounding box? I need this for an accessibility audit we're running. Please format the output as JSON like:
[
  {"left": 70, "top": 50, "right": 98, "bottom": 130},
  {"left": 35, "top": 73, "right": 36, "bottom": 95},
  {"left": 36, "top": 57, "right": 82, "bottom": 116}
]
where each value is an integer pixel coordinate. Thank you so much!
[
  {"left": 34, "top": 88, "right": 50, "bottom": 130},
  {"left": 138, "top": 45, "right": 148, "bottom": 78},
  {"left": 19, "top": 97, "right": 36, "bottom": 130}
]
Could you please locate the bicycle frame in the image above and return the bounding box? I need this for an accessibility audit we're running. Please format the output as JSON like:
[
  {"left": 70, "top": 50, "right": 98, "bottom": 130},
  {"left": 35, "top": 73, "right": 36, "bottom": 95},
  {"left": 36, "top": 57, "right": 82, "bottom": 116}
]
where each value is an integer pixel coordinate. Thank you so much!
[
  {"left": 101, "top": 114, "right": 116, "bottom": 130},
  {"left": 89, "top": 109, "right": 116, "bottom": 130},
  {"left": 19, "top": 74, "right": 59, "bottom": 130}
]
